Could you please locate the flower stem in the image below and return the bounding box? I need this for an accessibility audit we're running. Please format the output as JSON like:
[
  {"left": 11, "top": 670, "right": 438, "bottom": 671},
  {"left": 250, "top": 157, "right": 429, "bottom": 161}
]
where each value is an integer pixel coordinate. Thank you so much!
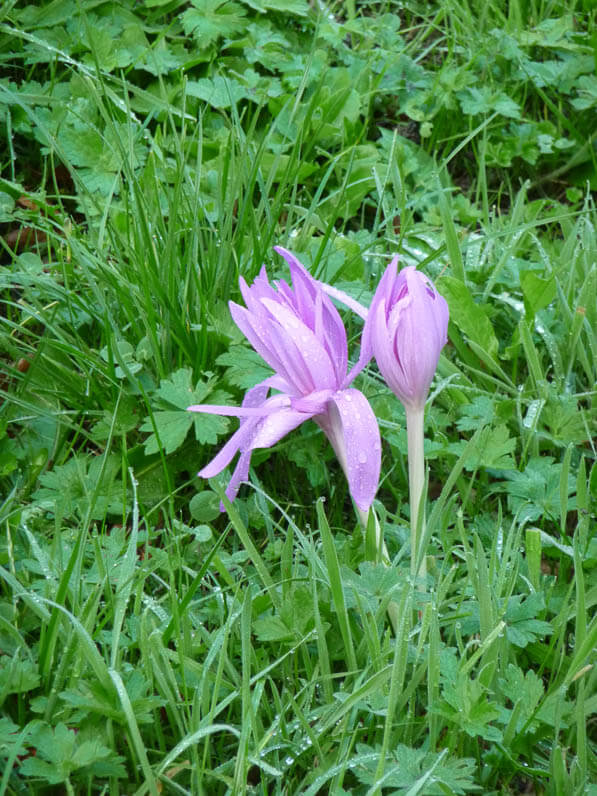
[{"left": 406, "top": 405, "right": 426, "bottom": 583}]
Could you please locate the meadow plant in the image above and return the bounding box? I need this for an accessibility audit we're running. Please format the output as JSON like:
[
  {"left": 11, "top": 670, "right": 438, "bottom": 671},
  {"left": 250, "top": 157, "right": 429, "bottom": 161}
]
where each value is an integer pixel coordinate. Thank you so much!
[
  {"left": 362, "top": 261, "right": 449, "bottom": 580},
  {"left": 191, "top": 249, "right": 448, "bottom": 583},
  {"left": 188, "top": 246, "right": 381, "bottom": 514}
]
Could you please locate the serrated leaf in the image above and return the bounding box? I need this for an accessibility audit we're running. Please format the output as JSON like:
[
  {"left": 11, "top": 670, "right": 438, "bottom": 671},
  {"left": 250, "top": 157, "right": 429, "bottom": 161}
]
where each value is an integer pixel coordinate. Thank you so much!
[
  {"left": 456, "top": 395, "right": 495, "bottom": 431},
  {"left": 187, "top": 76, "right": 249, "bottom": 109},
  {"left": 216, "top": 346, "right": 273, "bottom": 389},
  {"left": 140, "top": 411, "right": 193, "bottom": 455},
  {"left": 505, "top": 592, "right": 553, "bottom": 648},
  {"left": 181, "top": 0, "right": 247, "bottom": 48},
  {"left": 449, "top": 424, "right": 516, "bottom": 470},
  {"left": 20, "top": 722, "right": 126, "bottom": 782},
  {"left": 155, "top": 368, "right": 205, "bottom": 409},
  {"left": 0, "top": 655, "right": 40, "bottom": 695},
  {"left": 438, "top": 673, "right": 502, "bottom": 742},
  {"left": 498, "top": 664, "right": 544, "bottom": 730},
  {"left": 253, "top": 615, "right": 294, "bottom": 642},
  {"left": 342, "top": 561, "right": 402, "bottom": 613},
  {"left": 353, "top": 742, "right": 479, "bottom": 793},
  {"left": 34, "top": 455, "right": 125, "bottom": 520},
  {"left": 142, "top": 369, "right": 231, "bottom": 454},
  {"left": 491, "top": 456, "right": 575, "bottom": 522},
  {"left": 240, "top": 0, "right": 309, "bottom": 14},
  {"left": 439, "top": 275, "right": 499, "bottom": 363}
]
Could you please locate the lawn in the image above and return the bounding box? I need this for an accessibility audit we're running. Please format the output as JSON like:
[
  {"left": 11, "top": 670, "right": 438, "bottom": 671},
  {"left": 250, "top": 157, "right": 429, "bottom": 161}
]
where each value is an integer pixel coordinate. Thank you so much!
[{"left": 1, "top": 0, "right": 596, "bottom": 793}]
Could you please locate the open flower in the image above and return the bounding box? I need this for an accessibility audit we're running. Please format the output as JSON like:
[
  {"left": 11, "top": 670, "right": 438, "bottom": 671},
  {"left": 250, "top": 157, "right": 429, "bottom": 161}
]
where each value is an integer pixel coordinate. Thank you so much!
[
  {"left": 188, "top": 247, "right": 381, "bottom": 512},
  {"left": 363, "top": 258, "right": 449, "bottom": 411}
]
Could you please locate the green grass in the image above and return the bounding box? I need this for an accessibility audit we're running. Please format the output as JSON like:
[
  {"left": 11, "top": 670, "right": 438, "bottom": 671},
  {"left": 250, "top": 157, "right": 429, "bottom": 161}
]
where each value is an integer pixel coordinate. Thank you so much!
[{"left": 1, "top": 0, "right": 596, "bottom": 793}]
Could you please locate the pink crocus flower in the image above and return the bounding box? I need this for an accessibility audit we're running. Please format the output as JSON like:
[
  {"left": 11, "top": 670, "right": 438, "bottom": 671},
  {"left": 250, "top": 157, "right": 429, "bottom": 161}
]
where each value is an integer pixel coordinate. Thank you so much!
[
  {"left": 324, "top": 256, "right": 449, "bottom": 582},
  {"left": 363, "top": 258, "right": 449, "bottom": 410},
  {"left": 188, "top": 247, "right": 381, "bottom": 512}
]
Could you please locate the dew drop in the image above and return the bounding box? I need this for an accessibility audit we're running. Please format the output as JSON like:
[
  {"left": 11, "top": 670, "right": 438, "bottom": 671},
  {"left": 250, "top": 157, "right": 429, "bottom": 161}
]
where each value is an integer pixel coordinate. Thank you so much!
[{"left": 358, "top": 452, "right": 367, "bottom": 464}]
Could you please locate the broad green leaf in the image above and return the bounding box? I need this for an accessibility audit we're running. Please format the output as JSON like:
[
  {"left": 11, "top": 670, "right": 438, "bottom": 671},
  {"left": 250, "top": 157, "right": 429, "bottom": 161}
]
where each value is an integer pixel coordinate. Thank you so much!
[
  {"left": 187, "top": 76, "right": 249, "bottom": 109},
  {"left": 449, "top": 425, "right": 516, "bottom": 470},
  {"left": 240, "top": 0, "right": 309, "bottom": 14},
  {"left": 455, "top": 395, "right": 495, "bottom": 431},
  {"left": 140, "top": 411, "right": 192, "bottom": 455},
  {"left": 353, "top": 742, "right": 479, "bottom": 793},
  {"left": 216, "top": 346, "right": 273, "bottom": 389},
  {"left": 520, "top": 270, "right": 556, "bottom": 318},
  {"left": 181, "top": 0, "right": 247, "bottom": 48},
  {"left": 439, "top": 275, "right": 499, "bottom": 362},
  {"left": 505, "top": 592, "right": 553, "bottom": 648}
]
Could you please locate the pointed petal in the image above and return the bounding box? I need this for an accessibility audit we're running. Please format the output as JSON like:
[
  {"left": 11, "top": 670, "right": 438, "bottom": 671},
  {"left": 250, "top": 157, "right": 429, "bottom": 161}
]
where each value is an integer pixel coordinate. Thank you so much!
[
  {"left": 198, "top": 419, "right": 259, "bottom": 478},
  {"left": 326, "top": 388, "right": 381, "bottom": 511},
  {"left": 261, "top": 298, "right": 338, "bottom": 391},
  {"left": 319, "top": 281, "right": 369, "bottom": 320},
  {"left": 229, "top": 301, "right": 287, "bottom": 379},
  {"left": 290, "top": 389, "right": 334, "bottom": 414},
  {"left": 315, "top": 289, "right": 348, "bottom": 384},
  {"left": 249, "top": 405, "right": 312, "bottom": 449},
  {"left": 274, "top": 246, "right": 318, "bottom": 325},
  {"left": 370, "top": 295, "right": 411, "bottom": 404},
  {"left": 225, "top": 450, "right": 252, "bottom": 503}
]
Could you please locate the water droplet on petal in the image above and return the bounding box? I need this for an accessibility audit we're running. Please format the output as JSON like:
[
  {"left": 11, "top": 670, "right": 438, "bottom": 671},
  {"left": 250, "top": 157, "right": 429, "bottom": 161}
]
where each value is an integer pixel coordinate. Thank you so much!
[{"left": 358, "top": 452, "right": 367, "bottom": 464}]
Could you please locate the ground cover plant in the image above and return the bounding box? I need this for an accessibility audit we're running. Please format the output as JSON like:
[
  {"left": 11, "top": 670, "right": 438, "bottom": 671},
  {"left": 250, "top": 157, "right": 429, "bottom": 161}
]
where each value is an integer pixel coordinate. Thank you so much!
[{"left": 1, "top": 0, "right": 596, "bottom": 792}]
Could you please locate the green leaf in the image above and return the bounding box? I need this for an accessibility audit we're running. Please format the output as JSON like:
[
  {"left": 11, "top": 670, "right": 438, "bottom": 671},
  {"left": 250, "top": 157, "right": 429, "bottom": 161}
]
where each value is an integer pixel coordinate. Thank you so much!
[
  {"left": 353, "top": 742, "right": 479, "bottom": 793},
  {"left": 19, "top": 722, "right": 127, "bottom": 782},
  {"left": 498, "top": 664, "right": 545, "bottom": 731},
  {"left": 0, "top": 654, "right": 40, "bottom": 697},
  {"left": 252, "top": 615, "right": 294, "bottom": 642},
  {"left": 438, "top": 276, "right": 499, "bottom": 363},
  {"left": 189, "top": 491, "right": 221, "bottom": 522},
  {"left": 492, "top": 456, "right": 576, "bottom": 523},
  {"left": 181, "top": 0, "right": 247, "bottom": 48},
  {"left": 505, "top": 592, "right": 553, "bottom": 648},
  {"left": 142, "top": 369, "right": 231, "bottom": 454},
  {"left": 141, "top": 411, "right": 193, "bottom": 456},
  {"left": 455, "top": 395, "right": 495, "bottom": 431},
  {"left": 216, "top": 346, "right": 273, "bottom": 389},
  {"left": 34, "top": 455, "right": 125, "bottom": 520},
  {"left": 437, "top": 672, "right": 502, "bottom": 742},
  {"left": 342, "top": 562, "right": 402, "bottom": 614},
  {"left": 187, "top": 76, "right": 249, "bottom": 109},
  {"left": 449, "top": 425, "right": 516, "bottom": 470},
  {"left": 520, "top": 270, "right": 556, "bottom": 318},
  {"left": 240, "top": 0, "right": 309, "bottom": 14},
  {"left": 457, "top": 86, "right": 520, "bottom": 118}
]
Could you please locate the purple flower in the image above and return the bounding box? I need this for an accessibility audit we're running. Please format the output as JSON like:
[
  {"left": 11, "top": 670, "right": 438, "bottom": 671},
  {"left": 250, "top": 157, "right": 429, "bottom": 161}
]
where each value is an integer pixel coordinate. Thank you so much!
[
  {"left": 363, "top": 258, "right": 449, "bottom": 411},
  {"left": 188, "top": 247, "right": 381, "bottom": 511}
]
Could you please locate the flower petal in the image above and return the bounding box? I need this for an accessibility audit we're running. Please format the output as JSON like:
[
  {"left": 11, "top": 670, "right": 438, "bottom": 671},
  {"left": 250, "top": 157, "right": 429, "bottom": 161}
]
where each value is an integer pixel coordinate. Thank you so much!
[
  {"left": 229, "top": 301, "right": 287, "bottom": 378},
  {"left": 275, "top": 247, "right": 349, "bottom": 380},
  {"left": 273, "top": 246, "right": 318, "bottom": 326},
  {"left": 325, "top": 388, "right": 381, "bottom": 511},
  {"left": 319, "top": 281, "right": 369, "bottom": 321},
  {"left": 261, "top": 298, "right": 338, "bottom": 391},
  {"left": 198, "top": 419, "right": 259, "bottom": 478}
]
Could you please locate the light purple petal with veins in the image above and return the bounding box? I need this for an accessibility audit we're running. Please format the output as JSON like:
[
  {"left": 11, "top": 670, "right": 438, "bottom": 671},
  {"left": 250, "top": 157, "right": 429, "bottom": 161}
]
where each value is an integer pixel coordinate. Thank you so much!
[
  {"left": 318, "top": 388, "right": 381, "bottom": 511},
  {"left": 189, "top": 247, "right": 383, "bottom": 510},
  {"left": 366, "top": 261, "right": 449, "bottom": 410},
  {"left": 261, "top": 298, "right": 337, "bottom": 391}
]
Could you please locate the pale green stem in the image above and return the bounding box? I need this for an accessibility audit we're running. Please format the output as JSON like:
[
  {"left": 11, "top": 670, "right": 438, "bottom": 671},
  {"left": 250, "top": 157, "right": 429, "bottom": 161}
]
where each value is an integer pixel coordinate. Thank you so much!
[{"left": 406, "top": 404, "right": 426, "bottom": 583}]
